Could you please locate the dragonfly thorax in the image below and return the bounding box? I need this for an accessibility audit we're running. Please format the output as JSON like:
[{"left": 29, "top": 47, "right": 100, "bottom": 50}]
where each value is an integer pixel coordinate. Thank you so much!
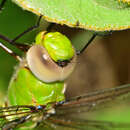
[{"left": 8, "top": 61, "right": 66, "bottom": 106}]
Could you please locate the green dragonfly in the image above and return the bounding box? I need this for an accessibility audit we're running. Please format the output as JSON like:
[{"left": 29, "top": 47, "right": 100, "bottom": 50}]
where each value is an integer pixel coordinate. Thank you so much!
[{"left": 1, "top": 0, "right": 130, "bottom": 130}]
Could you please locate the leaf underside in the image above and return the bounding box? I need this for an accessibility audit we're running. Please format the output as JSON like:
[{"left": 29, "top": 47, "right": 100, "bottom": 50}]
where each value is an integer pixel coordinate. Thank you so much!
[{"left": 12, "top": 0, "right": 130, "bottom": 31}]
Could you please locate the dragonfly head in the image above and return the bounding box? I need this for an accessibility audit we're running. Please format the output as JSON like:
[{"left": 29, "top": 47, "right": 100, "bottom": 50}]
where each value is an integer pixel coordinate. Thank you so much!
[{"left": 26, "top": 31, "right": 77, "bottom": 83}]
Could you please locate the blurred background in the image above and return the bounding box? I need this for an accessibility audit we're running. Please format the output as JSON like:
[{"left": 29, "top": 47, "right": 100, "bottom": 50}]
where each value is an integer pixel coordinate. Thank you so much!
[{"left": 0, "top": 0, "right": 130, "bottom": 126}]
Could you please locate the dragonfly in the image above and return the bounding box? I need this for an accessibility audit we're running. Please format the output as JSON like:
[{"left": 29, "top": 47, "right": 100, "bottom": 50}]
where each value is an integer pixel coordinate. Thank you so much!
[{"left": 0, "top": 1, "right": 130, "bottom": 130}]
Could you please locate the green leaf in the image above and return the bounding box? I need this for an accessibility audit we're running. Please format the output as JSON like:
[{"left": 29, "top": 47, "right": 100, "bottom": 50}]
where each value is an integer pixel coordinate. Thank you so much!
[
  {"left": 12, "top": 0, "right": 130, "bottom": 31},
  {"left": 118, "top": 0, "right": 130, "bottom": 4}
]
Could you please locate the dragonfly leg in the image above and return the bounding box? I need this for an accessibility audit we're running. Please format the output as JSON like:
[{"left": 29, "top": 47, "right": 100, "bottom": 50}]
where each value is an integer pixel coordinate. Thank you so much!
[
  {"left": 76, "top": 30, "right": 113, "bottom": 55},
  {"left": 76, "top": 34, "right": 97, "bottom": 55},
  {"left": 0, "top": 42, "right": 21, "bottom": 61},
  {"left": 0, "top": 0, "right": 7, "bottom": 11},
  {"left": 0, "top": 33, "right": 30, "bottom": 52},
  {"left": 11, "top": 15, "right": 42, "bottom": 43}
]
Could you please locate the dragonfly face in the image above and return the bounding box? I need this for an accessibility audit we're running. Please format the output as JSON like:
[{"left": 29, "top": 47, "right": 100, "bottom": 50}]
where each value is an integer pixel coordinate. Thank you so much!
[{"left": 0, "top": 1, "right": 130, "bottom": 130}]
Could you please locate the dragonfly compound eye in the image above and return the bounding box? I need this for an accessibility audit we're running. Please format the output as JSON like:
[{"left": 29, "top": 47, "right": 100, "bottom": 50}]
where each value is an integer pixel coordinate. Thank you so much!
[
  {"left": 26, "top": 45, "right": 77, "bottom": 83},
  {"left": 35, "top": 31, "right": 75, "bottom": 62}
]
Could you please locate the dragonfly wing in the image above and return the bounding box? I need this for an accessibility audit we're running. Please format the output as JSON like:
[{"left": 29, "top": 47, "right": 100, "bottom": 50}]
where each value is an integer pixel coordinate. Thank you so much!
[
  {"left": 49, "top": 84, "right": 130, "bottom": 129},
  {"left": 34, "top": 120, "right": 56, "bottom": 130},
  {"left": 46, "top": 116, "right": 130, "bottom": 130},
  {"left": 0, "top": 105, "right": 39, "bottom": 129},
  {"left": 1, "top": 114, "right": 32, "bottom": 129},
  {"left": 55, "top": 84, "right": 130, "bottom": 115}
]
